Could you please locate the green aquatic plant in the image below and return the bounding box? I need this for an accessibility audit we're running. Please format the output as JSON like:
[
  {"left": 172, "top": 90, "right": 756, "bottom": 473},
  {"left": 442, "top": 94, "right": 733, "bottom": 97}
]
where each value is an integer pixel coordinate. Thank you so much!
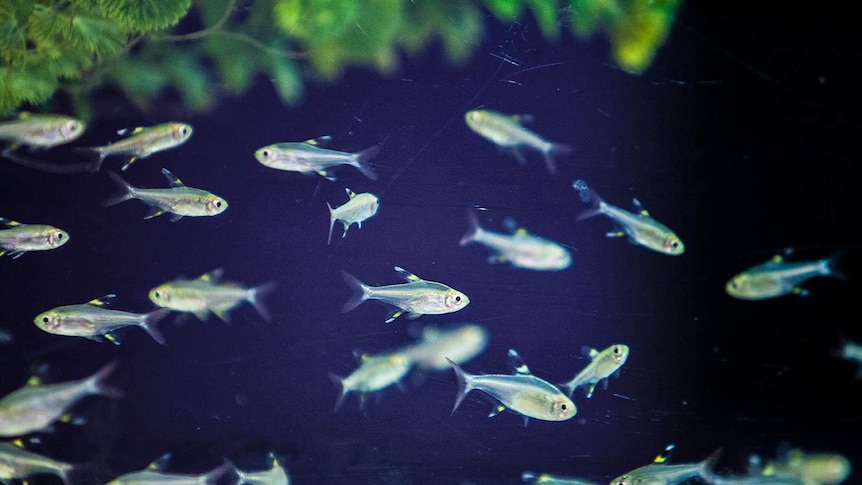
[{"left": 0, "top": 0, "right": 680, "bottom": 117}]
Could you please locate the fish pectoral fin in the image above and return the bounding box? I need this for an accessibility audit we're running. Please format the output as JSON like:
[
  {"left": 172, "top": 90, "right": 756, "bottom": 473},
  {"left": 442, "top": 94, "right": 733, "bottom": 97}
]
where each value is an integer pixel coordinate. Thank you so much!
[
  {"left": 169, "top": 213, "right": 183, "bottom": 223},
  {"left": 405, "top": 312, "right": 422, "bottom": 320},
  {"left": 510, "top": 148, "right": 527, "bottom": 166},
  {"left": 384, "top": 309, "right": 405, "bottom": 324}
]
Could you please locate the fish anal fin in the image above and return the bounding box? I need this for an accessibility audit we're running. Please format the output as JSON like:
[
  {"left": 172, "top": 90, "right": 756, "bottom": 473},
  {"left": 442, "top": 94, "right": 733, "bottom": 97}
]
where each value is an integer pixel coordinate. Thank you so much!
[{"left": 384, "top": 309, "right": 404, "bottom": 324}]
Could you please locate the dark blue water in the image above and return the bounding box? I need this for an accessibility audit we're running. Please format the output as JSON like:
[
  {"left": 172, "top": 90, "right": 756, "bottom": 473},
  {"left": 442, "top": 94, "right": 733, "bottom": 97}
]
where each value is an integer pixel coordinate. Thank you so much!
[{"left": 1, "top": 4, "right": 860, "bottom": 484}]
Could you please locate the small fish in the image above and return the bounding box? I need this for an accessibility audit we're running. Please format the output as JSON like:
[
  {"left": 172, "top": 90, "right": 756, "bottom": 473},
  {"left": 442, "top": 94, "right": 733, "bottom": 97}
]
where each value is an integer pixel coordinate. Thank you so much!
[
  {"left": 254, "top": 136, "right": 378, "bottom": 181},
  {"left": 464, "top": 109, "right": 571, "bottom": 174},
  {"left": 725, "top": 252, "right": 846, "bottom": 300},
  {"left": 708, "top": 474, "right": 806, "bottom": 485},
  {"left": 105, "top": 453, "right": 233, "bottom": 485},
  {"left": 0, "top": 112, "right": 86, "bottom": 149},
  {"left": 33, "top": 294, "right": 170, "bottom": 345},
  {"left": 0, "top": 361, "right": 122, "bottom": 437},
  {"left": 835, "top": 337, "right": 862, "bottom": 378},
  {"left": 0, "top": 440, "right": 75, "bottom": 484},
  {"left": 149, "top": 269, "right": 276, "bottom": 322},
  {"left": 0, "top": 218, "right": 69, "bottom": 259},
  {"left": 329, "top": 351, "right": 413, "bottom": 412},
  {"left": 402, "top": 323, "right": 489, "bottom": 371},
  {"left": 341, "top": 266, "right": 470, "bottom": 324},
  {"left": 522, "top": 471, "right": 599, "bottom": 484},
  {"left": 326, "top": 188, "right": 379, "bottom": 244},
  {"left": 460, "top": 211, "right": 571, "bottom": 271},
  {"left": 103, "top": 169, "right": 228, "bottom": 222},
  {"left": 231, "top": 452, "right": 290, "bottom": 485},
  {"left": 757, "top": 448, "right": 851, "bottom": 485},
  {"left": 0, "top": 328, "right": 13, "bottom": 345},
  {"left": 560, "top": 344, "right": 630, "bottom": 398},
  {"left": 573, "top": 181, "right": 684, "bottom": 255},
  {"left": 447, "top": 349, "right": 576, "bottom": 423},
  {"left": 79, "top": 122, "right": 193, "bottom": 171},
  {"left": 610, "top": 444, "right": 721, "bottom": 485}
]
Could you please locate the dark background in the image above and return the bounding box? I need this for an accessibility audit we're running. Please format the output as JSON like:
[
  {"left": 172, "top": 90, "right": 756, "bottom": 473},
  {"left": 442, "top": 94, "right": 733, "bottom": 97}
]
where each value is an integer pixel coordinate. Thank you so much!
[{"left": 1, "top": 3, "right": 860, "bottom": 484}]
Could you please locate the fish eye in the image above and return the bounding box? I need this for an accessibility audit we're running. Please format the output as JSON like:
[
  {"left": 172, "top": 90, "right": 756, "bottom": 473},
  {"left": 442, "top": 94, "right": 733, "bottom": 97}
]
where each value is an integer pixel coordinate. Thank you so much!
[
  {"left": 215, "top": 201, "right": 222, "bottom": 208},
  {"left": 560, "top": 403, "right": 568, "bottom": 411},
  {"left": 42, "top": 316, "right": 49, "bottom": 323},
  {"left": 181, "top": 127, "right": 189, "bottom": 135},
  {"left": 455, "top": 295, "right": 461, "bottom": 302},
  {"left": 56, "top": 232, "right": 63, "bottom": 240},
  {"left": 613, "top": 347, "right": 620, "bottom": 354},
  {"left": 153, "top": 291, "right": 161, "bottom": 299},
  {"left": 671, "top": 241, "right": 679, "bottom": 248}
]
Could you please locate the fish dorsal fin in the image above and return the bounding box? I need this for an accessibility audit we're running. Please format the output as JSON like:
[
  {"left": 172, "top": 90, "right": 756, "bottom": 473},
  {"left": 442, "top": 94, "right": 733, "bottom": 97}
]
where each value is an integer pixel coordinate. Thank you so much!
[
  {"left": 770, "top": 254, "right": 784, "bottom": 264},
  {"left": 197, "top": 268, "right": 224, "bottom": 282},
  {"left": 148, "top": 453, "right": 172, "bottom": 472},
  {"left": 632, "top": 198, "right": 650, "bottom": 217},
  {"left": 117, "top": 127, "right": 145, "bottom": 136},
  {"left": 393, "top": 266, "right": 422, "bottom": 282},
  {"left": 581, "top": 346, "right": 599, "bottom": 360},
  {"left": 502, "top": 217, "right": 520, "bottom": 233},
  {"left": 26, "top": 375, "right": 42, "bottom": 386},
  {"left": 654, "top": 444, "right": 675, "bottom": 464},
  {"left": 266, "top": 452, "right": 280, "bottom": 468},
  {"left": 87, "top": 294, "right": 117, "bottom": 307},
  {"left": 0, "top": 217, "right": 22, "bottom": 227},
  {"left": 345, "top": 188, "right": 356, "bottom": 199},
  {"left": 160, "top": 168, "right": 185, "bottom": 188},
  {"left": 303, "top": 135, "right": 332, "bottom": 147},
  {"left": 12, "top": 438, "right": 26, "bottom": 448},
  {"left": 507, "top": 348, "right": 532, "bottom": 375},
  {"left": 513, "top": 114, "right": 534, "bottom": 124}
]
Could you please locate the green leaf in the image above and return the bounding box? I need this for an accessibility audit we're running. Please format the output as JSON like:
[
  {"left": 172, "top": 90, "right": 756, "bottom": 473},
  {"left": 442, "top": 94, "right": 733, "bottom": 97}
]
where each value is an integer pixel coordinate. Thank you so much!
[
  {"left": 0, "top": 62, "right": 58, "bottom": 112},
  {"left": 274, "top": 0, "right": 358, "bottom": 41},
  {"left": 203, "top": 35, "right": 257, "bottom": 94},
  {"left": 269, "top": 57, "right": 303, "bottom": 105},
  {"left": 437, "top": 3, "right": 483, "bottom": 63},
  {"left": 483, "top": 0, "right": 525, "bottom": 20},
  {"left": 0, "top": 14, "right": 26, "bottom": 64},
  {"left": 70, "top": 14, "right": 127, "bottom": 57},
  {"left": 99, "top": 0, "right": 191, "bottom": 32},
  {"left": 527, "top": 0, "right": 561, "bottom": 40},
  {"left": 28, "top": 5, "right": 72, "bottom": 45},
  {"left": 568, "top": 0, "right": 605, "bottom": 38},
  {"left": 164, "top": 51, "right": 212, "bottom": 111}
]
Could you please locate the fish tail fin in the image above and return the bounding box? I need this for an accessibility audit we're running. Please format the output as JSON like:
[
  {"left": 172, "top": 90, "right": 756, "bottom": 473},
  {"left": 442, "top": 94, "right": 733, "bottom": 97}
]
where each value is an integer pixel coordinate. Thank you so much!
[
  {"left": 700, "top": 447, "right": 724, "bottom": 482},
  {"left": 87, "top": 360, "right": 124, "bottom": 400},
  {"left": 824, "top": 250, "right": 849, "bottom": 281},
  {"left": 341, "top": 271, "right": 370, "bottom": 312},
  {"left": 459, "top": 210, "right": 482, "bottom": 246},
  {"left": 352, "top": 144, "right": 380, "bottom": 180},
  {"left": 446, "top": 357, "right": 474, "bottom": 415},
  {"left": 327, "top": 202, "right": 336, "bottom": 245},
  {"left": 542, "top": 142, "right": 572, "bottom": 175},
  {"left": 141, "top": 308, "right": 170, "bottom": 345},
  {"left": 203, "top": 461, "right": 234, "bottom": 485},
  {"left": 575, "top": 187, "right": 605, "bottom": 221},
  {"left": 249, "top": 281, "right": 278, "bottom": 322},
  {"left": 558, "top": 379, "right": 576, "bottom": 398},
  {"left": 73, "top": 146, "right": 107, "bottom": 171},
  {"left": 103, "top": 171, "right": 136, "bottom": 207},
  {"left": 329, "top": 372, "right": 348, "bottom": 412}
]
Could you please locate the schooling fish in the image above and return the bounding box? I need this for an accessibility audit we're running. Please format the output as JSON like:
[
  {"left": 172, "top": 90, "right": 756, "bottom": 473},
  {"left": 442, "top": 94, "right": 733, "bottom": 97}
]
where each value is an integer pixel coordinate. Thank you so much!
[
  {"left": 329, "top": 350, "right": 413, "bottom": 412},
  {"left": 0, "top": 112, "right": 86, "bottom": 149},
  {"left": 522, "top": 471, "right": 599, "bottom": 484},
  {"left": 231, "top": 452, "right": 290, "bottom": 485},
  {"left": 460, "top": 211, "right": 571, "bottom": 271},
  {"left": 573, "top": 180, "right": 684, "bottom": 256},
  {"left": 254, "top": 136, "right": 378, "bottom": 181},
  {"left": 0, "top": 361, "right": 122, "bottom": 437},
  {"left": 326, "top": 188, "right": 379, "bottom": 244},
  {"left": 103, "top": 169, "right": 228, "bottom": 222},
  {"left": 447, "top": 349, "right": 576, "bottom": 424},
  {"left": 0, "top": 218, "right": 69, "bottom": 259},
  {"left": 149, "top": 268, "right": 276, "bottom": 322},
  {"left": 341, "top": 266, "right": 470, "bottom": 324},
  {"left": 79, "top": 122, "right": 193, "bottom": 171},
  {"left": 0, "top": 441, "right": 75, "bottom": 484},
  {"left": 755, "top": 448, "right": 851, "bottom": 485},
  {"left": 610, "top": 444, "right": 720, "bottom": 485},
  {"left": 105, "top": 453, "right": 233, "bottom": 485},
  {"left": 464, "top": 109, "right": 571, "bottom": 174},
  {"left": 560, "top": 344, "right": 630, "bottom": 398},
  {"left": 402, "top": 323, "right": 489, "bottom": 371},
  {"left": 725, "top": 252, "right": 846, "bottom": 300},
  {"left": 33, "top": 294, "right": 170, "bottom": 345}
]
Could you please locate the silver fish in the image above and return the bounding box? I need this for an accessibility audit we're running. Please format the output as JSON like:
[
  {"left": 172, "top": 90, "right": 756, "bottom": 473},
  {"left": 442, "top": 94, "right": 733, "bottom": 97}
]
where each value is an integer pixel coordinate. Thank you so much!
[
  {"left": 460, "top": 211, "right": 571, "bottom": 271},
  {"left": 610, "top": 444, "right": 720, "bottom": 485},
  {"left": 574, "top": 181, "right": 684, "bottom": 255},
  {"left": 33, "top": 294, "right": 170, "bottom": 345},
  {"left": 326, "top": 188, "right": 379, "bottom": 244},
  {"left": 448, "top": 349, "right": 576, "bottom": 423},
  {"left": 0, "top": 441, "right": 75, "bottom": 484},
  {"left": 522, "top": 471, "right": 599, "bottom": 484},
  {"left": 0, "top": 112, "right": 86, "bottom": 149},
  {"left": 80, "top": 122, "right": 193, "bottom": 171},
  {"left": 104, "top": 169, "right": 228, "bottom": 222},
  {"left": 560, "top": 344, "right": 630, "bottom": 398},
  {"left": 756, "top": 448, "right": 851, "bottom": 485},
  {"left": 464, "top": 109, "right": 571, "bottom": 174},
  {"left": 329, "top": 351, "right": 413, "bottom": 412},
  {"left": 0, "top": 218, "right": 69, "bottom": 259},
  {"left": 341, "top": 266, "right": 470, "bottom": 323},
  {"left": 0, "top": 361, "right": 121, "bottom": 437},
  {"left": 254, "top": 136, "right": 378, "bottom": 181},
  {"left": 725, "top": 252, "right": 846, "bottom": 300},
  {"left": 149, "top": 269, "right": 276, "bottom": 322},
  {"left": 105, "top": 453, "right": 233, "bottom": 485},
  {"left": 402, "top": 323, "right": 489, "bottom": 371},
  {"left": 231, "top": 452, "right": 290, "bottom": 485}
]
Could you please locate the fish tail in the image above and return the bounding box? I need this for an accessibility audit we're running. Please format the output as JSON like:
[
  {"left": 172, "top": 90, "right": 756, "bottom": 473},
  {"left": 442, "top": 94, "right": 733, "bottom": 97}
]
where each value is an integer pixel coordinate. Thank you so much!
[
  {"left": 329, "top": 372, "right": 348, "bottom": 412},
  {"left": 203, "top": 461, "right": 234, "bottom": 485},
  {"left": 446, "top": 357, "right": 474, "bottom": 415},
  {"left": 542, "top": 142, "right": 572, "bottom": 175},
  {"left": 327, "top": 202, "right": 336, "bottom": 245},
  {"left": 823, "top": 250, "right": 849, "bottom": 280},
  {"left": 459, "top": 210, "right": 482, "bottom": 246},
  {"left": 73, "top": 146, "right": 107, "bottom": 169},
  {"left": 140, "top": 308, "right": 170, "bottom": 345},
  {"left": 558, "top": 378, "right": 577, "bottom": 398},
  {"left": 575, "top": 186, "right": 605, "bottom": 221},
  {"left": 699, "top": 447, "right": 724, "bottom": 482},
  {"left": 87, "top": 360, "right": 124, "bottom": 400},
  {"left": 352, "top": 144, "right": 380, "bottom": 180},
  {"left": 341, "top": 271, "right": 370, "bottom": 312},
  {"left": 103, "top": 171, "right": 136, "bottom": 206},
  {"left": 249, "top": 281, "right": 278, "bottom": 322}
]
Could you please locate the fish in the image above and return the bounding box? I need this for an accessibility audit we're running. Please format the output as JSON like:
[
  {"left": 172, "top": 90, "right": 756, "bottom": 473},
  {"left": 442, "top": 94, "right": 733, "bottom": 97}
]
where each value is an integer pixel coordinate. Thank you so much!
[
  {"left": 0, "top": 112, "right": 86, "bottom": 149},
  {"left": 522, "top": 471, "right": 599, "bottom": 484},
  {"left": 755, "top": 448, "right": 851, "bottom": 485},
  {"left": 560, "top": 344, "right": 630, "bottom": 398},
  {"left": 231, "top": 452, "right": 290, "bottom": 485},
  {"left": 609, "top": 444, "right": 721, "bottom": 485},
  {"left": 0, "top": 218, "right": 69, "bottom": 259},
  {"left": 0, "top": 361, "right": 122, "bottom": 437},
  {"left": 0, "top": 440, "right": 75, "bottom": 484},
  {"left": 254, "top": 136, "right": 379, "bottom": 181},
  {"left": 105, "top": 453, "right": 233, "bottom": 485},
  {"left": 835, "top": 337, "right": 862, "bottom": 378},
  {"left": 0, "top": 329, "right": 12, "bottom": 345},
  {"left": 149, "top": 268, "right": 276, "bottom": 322},
  {"left": 33, "top": 294, "right": 170, "bottom": 345},
  {"left": 329, "top": 350, "right": 413, "bottom": 412},
  {"left": 573, "top": 180, "right": 684, "bottom": 255},
  {"left": 78, "top": 122, "right": 193, "bottom": 171},
  {"left": 464, "top": 109, "right": 571, "bottom": 174},
  {"left": 707, "top": 474, "right": 806, "bottom": 485},
  {"left": 341, "top": 266, "right": 470, "bottom": 324},
  {"left": 447, "top": 349, "right": 576, "bottom": 424},
  {"left": 326, "top": 188, "right": 379, "bottom": 244},
  {"left": 103, "top": 169, "right": 228, "bottom": 222},
  {"left": 402, "top": 323, "right": 489, "bottom": 371},
  {"left": 460, "top": 211, "right": 571, "bottom": 271},
  {"left": 725, "top": 252, "right": 846, "bottom": 300}
]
